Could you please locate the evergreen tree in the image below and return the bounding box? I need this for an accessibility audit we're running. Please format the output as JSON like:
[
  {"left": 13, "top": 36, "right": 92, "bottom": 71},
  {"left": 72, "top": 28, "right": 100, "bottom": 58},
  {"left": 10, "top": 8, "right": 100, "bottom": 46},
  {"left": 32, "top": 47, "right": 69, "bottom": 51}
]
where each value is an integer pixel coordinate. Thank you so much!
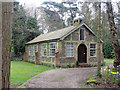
[{"left": 12, "top": 1, "right": 40, "bottom": 57}]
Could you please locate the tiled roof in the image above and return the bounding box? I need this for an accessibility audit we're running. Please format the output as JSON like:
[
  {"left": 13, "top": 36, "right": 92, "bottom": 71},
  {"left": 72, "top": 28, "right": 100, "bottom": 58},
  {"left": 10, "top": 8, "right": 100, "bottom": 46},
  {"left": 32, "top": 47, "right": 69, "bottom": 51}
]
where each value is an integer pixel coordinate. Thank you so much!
[{"left": 26, "top": 23, "right": 97, "bottom": 45}]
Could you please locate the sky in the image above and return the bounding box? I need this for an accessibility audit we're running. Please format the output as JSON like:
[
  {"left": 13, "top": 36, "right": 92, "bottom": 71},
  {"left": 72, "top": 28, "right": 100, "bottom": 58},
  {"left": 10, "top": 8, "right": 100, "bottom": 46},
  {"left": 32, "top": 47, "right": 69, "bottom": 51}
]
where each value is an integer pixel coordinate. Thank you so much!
[
  {"left": 17, "top": 0, "right": 120, "bottom": 8},
  {"left": 17, "top": 0, "right": 62, "bottom": 7}
]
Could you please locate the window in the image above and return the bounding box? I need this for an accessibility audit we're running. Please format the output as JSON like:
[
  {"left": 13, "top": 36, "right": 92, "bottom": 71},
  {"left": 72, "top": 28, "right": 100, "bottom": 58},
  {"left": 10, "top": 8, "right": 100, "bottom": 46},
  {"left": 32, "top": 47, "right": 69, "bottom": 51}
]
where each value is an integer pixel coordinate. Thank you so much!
[
  {"left": 80, "top": 28, "right": 84, "bottom": 40},
  {"left": 90, "top": 44, "right": 96, "bottom": 56},
  {"left": 29, "top": 46, "right": 33, "bottom": 56},
  {"left": 49, "top": 43, "right": 56, "bottom": 56},
  {"left": 42, "top": 44, "right": 47, "bottom": 56},
  {"left": 66, "top": 43, "right": 74, "bottom": 57},
  {"left": 33, "top": 45, "right": 37, "bottom": 56}
]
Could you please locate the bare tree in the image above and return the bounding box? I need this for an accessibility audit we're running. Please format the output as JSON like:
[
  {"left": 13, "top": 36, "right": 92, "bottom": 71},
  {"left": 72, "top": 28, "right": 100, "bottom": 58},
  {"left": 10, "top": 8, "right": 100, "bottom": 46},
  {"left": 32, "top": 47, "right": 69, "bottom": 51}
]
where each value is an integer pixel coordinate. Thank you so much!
[
  {"left": 106, "top": 1, "right": 120, "bottom": 67},
  {"left": 0, "top": 2, "right": 13, "bottom": 88}
]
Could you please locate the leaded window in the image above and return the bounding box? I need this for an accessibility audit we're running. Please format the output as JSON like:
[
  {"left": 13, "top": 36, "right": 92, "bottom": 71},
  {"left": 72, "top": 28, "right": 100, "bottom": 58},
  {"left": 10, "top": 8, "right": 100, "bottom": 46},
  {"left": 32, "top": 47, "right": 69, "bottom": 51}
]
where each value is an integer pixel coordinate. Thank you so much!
[
  {"left": 49, "top": 43, "right": 56, "bottom": 57},
  {"left": 29, "top": 46, "right": 33, "bottom": 56},
  {"left": 42, "top": 44, "right": 47, "bottom": 56},
  {"left": 66, "top": 43, "right": 74, "bottom": 57},
  {"left": 33, "top": 45, "right": 37, "bottom": 56},
  {"left": 90, "top": 44, "right": 96, "bottom": 56}
]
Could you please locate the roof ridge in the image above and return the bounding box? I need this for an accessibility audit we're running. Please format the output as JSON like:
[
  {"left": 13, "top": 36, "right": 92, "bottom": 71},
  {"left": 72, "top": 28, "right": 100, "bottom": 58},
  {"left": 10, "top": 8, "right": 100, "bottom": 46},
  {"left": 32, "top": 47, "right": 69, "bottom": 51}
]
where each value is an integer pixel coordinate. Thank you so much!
[
  {"left": 26, "top": 23, "right": 100, "bottom": 45},
  {"left": 40, "top": 25, "right": 74, "bottom": 35}
]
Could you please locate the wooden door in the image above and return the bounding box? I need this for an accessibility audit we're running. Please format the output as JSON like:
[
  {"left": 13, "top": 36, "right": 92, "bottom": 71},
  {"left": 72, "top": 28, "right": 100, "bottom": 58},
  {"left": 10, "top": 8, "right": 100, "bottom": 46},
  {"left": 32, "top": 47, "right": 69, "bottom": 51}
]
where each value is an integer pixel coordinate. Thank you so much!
[{"left": 78, "top": 44, "right": 87, "bottom": 63}]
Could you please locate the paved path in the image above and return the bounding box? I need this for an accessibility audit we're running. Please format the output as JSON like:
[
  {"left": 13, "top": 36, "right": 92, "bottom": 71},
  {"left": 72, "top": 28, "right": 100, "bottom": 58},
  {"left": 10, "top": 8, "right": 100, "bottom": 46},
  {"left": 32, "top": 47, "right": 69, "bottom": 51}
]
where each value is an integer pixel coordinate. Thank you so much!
[{"left": 20, "top": 67, "right": 98, "bottom": 88}]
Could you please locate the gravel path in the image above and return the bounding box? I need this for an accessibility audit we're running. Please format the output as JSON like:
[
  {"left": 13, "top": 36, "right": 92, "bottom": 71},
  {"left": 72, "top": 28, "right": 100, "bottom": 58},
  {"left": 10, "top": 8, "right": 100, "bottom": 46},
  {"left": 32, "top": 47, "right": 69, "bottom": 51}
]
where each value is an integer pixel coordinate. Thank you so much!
[{"left": 20, "top": 67, "right": 98, "bottom": 88}]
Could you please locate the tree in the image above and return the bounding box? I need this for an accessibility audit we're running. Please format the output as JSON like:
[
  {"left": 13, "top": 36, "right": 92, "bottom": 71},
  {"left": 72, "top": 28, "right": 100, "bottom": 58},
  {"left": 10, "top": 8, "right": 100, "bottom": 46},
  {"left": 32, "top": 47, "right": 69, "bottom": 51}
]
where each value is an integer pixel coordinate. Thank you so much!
[
  {"left": 106, "top": 1, "right": 120, "bottom": 67},
  {"left": 97, "top": 2, "right": 101, "bottom": 77},
  {"left": 26, "top": 16, "right": 38, "bottom": 30},
  {"left": 37, "top": 2, "right": 66, "bottom": 33},
  {"left": 0, "top": 2, "right": 2, "bottom": 89},
  {"left": 116, "top": 1, "right": 120, "bottom": 38},
  {"left": 80, "top": 2, "right": 92, "bottom": 27},
  {"left": 12, "top": 2, "right": 40, "bottom": 57},
  {"left": 0, "top": 2, "right": 13, "bottom": 88}
]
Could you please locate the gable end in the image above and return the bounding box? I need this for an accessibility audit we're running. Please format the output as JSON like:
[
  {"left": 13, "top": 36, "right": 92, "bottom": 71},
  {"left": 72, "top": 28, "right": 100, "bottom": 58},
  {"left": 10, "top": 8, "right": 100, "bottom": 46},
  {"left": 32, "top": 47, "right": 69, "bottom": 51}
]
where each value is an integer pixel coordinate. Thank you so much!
[{"left": 60, "top": 23, "right": 96, "bottom": 41}]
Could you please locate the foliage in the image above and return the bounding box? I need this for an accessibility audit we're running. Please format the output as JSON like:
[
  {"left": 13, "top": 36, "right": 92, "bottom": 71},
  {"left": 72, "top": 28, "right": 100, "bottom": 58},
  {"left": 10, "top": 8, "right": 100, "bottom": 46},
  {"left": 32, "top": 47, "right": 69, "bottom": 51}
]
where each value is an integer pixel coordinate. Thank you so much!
[
  {"left": 86, "top": 77, "right": 97, "bottom": 85},
  {"left": 104, "top": 59, "right": 114, "bottom": 64},
  {"left": 10, "top": 61, "right": 53, "bottom": 86},
  {"left": 56, "top": 64, "right": 76, "bottom": 68},
  {"left": 89, "top": 62, "right": 106, "bottom": 67},
  {"left": 12, "top": 2, "right": 41, "bottom": 57},
  {"left": 112, "top": 65, "right": 120, "bottom": 86},
  {"left": 106, "top": 1, "right": 120, "bottom": 67},
  {"left": 101, "top": 65, "right": 120, "bottom": 86},
  {"left": 26, "top": 16, "right": 38, "bottom": 30},
  {"left": 103, "top": 42, "right": 114, "bottom": 59}
]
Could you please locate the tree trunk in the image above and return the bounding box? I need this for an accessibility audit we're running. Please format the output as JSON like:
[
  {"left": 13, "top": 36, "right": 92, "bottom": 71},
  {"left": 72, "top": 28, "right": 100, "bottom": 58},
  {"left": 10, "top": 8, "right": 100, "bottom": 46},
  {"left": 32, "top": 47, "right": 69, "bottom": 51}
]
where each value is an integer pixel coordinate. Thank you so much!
[
  {"left": 0, "top": 2, "right": 2, "bottom": 89},
  {"left": 0, "top": 2, "right": 13, "bottom": 89},
  {"left": 97, "top": 2, "right": 101, "bottom": 76},
  {"left": 106, "top": 1, "right": 120, "bottom": 67},
  {"left": 118, "top": 2, "right": 120, "bottom": 38}
]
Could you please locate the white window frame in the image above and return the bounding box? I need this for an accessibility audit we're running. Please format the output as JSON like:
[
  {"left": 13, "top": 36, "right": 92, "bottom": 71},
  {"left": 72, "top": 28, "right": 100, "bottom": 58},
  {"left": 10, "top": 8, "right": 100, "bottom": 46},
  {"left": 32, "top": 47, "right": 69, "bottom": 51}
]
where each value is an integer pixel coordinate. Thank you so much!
[
  {"left": 49, "top": 42, "right": 56, "bottom": 57},
  {"left": 29, "top": 46, "right": 33, "bottom": 56},
  {"left": 66, "top": 43, "right": 74, "bottom": 57},
  {"left": 33, "top": 45, "right": 38, "bottom": 56},
  {"left": 80, "top": 28, "right": 85, "bottom": 41},
  {"left": 90, "top": 44, "right": 96, "bottom": 57},
  {"left": 41, "top": 43, "right": 47, "bottom": 56}
]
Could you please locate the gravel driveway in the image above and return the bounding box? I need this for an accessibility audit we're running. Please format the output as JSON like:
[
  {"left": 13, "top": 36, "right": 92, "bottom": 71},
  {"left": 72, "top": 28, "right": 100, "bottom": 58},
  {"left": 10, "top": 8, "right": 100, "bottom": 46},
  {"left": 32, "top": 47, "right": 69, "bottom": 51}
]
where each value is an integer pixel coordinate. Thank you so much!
[{"left": 20, "top": 67, "right": 98, "bottom": 88}]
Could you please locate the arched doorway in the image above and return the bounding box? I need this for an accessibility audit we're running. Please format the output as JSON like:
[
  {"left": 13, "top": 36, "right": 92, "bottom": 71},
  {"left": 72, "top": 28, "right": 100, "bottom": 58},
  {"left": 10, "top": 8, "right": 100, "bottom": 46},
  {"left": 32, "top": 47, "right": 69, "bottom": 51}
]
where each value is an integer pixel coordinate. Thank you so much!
[{"left": 78, "top": 44, "right": 87, "bottom": 63}]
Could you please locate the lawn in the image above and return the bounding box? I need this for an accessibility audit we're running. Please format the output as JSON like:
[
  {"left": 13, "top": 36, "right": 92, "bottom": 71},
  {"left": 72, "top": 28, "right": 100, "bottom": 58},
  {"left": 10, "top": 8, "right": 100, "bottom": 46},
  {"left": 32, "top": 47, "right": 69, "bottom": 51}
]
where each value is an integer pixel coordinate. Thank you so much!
[
  {"left": 10, "top": 61, "right": 53, "bottom": 87},
  {"left": 104, "top": 58, "right": 114, "bottom": 64}
]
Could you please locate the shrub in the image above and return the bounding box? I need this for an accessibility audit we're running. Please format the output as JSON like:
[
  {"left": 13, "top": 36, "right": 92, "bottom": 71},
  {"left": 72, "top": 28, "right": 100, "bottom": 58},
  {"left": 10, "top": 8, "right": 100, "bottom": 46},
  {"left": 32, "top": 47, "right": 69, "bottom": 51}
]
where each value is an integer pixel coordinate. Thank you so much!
[
  {"left": 103, "top": 42, "right": 114, "bottom": 59},
  {"left": 86, "top": 77, "right": 97, "bottom": 85}
]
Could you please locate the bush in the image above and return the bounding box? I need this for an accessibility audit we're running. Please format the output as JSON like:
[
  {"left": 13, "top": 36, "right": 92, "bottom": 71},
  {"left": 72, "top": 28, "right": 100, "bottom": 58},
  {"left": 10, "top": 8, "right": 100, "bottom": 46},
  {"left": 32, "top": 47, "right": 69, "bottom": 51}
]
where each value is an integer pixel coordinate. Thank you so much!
[
  {"left": 103, "top": 42, "right": 114, "bottom": 59},
  {"left": 11, "top": 56, "right": 23, "bottom": 61},
  {"left": 86, "top": 77, "right": 97, "bottom": 85}
]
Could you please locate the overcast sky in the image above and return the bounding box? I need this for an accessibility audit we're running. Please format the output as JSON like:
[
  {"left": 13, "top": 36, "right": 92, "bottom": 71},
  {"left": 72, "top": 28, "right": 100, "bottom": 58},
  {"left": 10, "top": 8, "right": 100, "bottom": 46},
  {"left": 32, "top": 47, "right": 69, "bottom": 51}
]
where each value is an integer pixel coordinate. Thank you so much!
[
  {"left": 17, "top": 0, "right": 119, "bottom": 7},
  {"left": 17, "top": 0, "right": 62, "bottom": 7}
]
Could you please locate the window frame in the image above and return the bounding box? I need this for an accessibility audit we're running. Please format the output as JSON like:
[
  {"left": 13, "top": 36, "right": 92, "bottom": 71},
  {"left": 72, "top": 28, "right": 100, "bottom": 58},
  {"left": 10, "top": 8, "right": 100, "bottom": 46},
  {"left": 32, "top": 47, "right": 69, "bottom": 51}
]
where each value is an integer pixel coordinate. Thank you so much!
[
  {"left": 66, "top": 43, "right": 74, "bottom": 57},
  {"left": 49, "top": 42, "right": 56, "bottom": 57},
  {"left": 90, "top": 43, "right": 96, "bottom": 57},
  {"left": 28, "top": 46, "right": 33, "bottom": 56},
  {"left": 33, "top": 45, "right": 38, "bottom": 56},
  {"left": 80, "top": 28, "right": 85, "bottom": 41},
  {"left": 41, "top": 43, "right": 47, "bottom": 56}
]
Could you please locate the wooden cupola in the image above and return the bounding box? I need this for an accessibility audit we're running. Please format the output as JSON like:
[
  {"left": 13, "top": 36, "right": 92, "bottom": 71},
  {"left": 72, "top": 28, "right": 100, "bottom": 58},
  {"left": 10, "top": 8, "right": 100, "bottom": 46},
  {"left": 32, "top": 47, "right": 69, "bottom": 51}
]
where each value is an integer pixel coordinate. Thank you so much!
[{"left": 73, "top": 16, "right": 84, "bottom": 26}]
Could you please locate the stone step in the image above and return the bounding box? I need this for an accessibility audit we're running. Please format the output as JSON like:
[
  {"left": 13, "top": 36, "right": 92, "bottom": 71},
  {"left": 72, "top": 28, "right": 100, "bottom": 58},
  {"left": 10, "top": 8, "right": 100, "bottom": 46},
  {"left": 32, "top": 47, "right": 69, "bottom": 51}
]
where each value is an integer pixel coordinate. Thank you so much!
[{"left": 79, "top": 63, "right": 91, "bottom": 67}]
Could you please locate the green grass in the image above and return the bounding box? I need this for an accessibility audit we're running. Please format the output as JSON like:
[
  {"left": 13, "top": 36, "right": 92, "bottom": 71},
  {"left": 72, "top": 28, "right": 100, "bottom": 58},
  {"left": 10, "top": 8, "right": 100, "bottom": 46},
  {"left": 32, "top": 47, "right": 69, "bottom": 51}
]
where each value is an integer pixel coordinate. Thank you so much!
[
  {"left": 10, "top": 61, "right": 53, "bottom": 86},
  {"left": 104, "top": 58, "right": 114, "bottom": 64}
]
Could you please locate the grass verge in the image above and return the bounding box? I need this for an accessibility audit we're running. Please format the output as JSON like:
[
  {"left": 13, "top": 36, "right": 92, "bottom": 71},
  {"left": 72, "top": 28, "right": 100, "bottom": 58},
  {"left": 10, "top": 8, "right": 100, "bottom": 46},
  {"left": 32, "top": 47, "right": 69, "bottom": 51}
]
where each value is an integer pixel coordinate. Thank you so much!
[
  {"left": 10, "top": 61, "right": 53, "bottom": 87},
  {"left": 104, "top": 59, "right": 114, "bottom": 64}
]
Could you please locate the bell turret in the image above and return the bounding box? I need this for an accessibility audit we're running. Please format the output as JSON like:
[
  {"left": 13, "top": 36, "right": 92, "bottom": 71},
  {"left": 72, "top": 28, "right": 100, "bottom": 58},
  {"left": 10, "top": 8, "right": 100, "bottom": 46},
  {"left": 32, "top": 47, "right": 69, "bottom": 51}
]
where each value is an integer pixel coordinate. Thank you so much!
[{"left": 73, "top": 16, "right": 84, "bottom": 26}]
